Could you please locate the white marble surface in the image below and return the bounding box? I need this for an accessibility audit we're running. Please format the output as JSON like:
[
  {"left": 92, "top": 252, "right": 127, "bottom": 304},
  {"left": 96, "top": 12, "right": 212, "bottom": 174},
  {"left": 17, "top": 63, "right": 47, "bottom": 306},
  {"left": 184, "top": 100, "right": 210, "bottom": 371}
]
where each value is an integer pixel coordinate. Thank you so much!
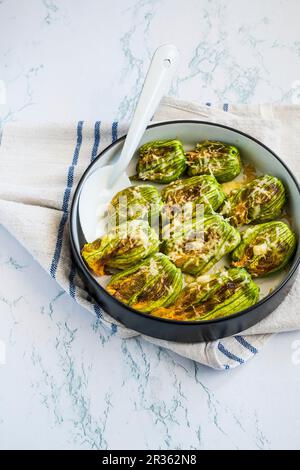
[{"left": 1, "top": 0, "right": 300, "bottom": 450}]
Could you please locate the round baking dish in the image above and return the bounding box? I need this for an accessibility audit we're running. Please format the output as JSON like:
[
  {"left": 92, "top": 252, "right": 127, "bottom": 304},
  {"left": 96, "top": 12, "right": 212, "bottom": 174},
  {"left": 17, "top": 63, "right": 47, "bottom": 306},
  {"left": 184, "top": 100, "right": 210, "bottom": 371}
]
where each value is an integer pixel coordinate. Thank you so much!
[{"left": 70, "top": 120, "right": 300, "bottom": 343}]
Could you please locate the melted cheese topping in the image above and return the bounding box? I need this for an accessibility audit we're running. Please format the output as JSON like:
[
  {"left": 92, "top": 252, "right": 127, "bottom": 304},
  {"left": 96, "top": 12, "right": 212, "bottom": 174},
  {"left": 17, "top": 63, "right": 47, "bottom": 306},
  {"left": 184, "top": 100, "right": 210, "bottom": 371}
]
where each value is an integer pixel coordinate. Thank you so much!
[{"left": 253, "top": 243, "right": 268, "bottom": 256}]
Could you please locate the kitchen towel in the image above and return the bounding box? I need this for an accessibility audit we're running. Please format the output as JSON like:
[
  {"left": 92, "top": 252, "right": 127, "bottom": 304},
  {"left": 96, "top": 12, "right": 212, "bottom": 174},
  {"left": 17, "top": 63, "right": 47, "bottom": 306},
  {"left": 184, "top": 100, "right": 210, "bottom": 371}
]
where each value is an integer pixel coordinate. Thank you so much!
[{"left": 0, "top": 97, "right": 299, "bottom": 370}]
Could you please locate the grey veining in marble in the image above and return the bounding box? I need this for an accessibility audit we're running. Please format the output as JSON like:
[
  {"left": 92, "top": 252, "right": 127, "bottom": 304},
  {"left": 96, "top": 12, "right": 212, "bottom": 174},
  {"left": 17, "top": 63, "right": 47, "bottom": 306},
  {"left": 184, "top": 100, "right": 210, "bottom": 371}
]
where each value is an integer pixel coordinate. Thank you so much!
[{"left": 0, "top": 0, "right": 300, "bottom": 450}]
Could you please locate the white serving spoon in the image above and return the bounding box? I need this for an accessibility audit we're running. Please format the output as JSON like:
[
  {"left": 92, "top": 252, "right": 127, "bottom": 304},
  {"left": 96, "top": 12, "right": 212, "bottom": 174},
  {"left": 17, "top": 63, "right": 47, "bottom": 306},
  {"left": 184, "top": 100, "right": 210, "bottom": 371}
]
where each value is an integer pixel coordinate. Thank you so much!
[{"left": 79, "top": 44, "right": 180, "bottom": 242}]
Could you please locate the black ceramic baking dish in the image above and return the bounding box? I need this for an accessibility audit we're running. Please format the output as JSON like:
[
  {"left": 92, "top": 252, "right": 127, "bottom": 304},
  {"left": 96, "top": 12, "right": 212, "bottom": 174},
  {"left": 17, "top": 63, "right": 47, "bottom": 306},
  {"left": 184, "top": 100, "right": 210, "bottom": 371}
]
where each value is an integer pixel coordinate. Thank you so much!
[{"left": 70, "top": 120, "right": 300, "bottom": 343}]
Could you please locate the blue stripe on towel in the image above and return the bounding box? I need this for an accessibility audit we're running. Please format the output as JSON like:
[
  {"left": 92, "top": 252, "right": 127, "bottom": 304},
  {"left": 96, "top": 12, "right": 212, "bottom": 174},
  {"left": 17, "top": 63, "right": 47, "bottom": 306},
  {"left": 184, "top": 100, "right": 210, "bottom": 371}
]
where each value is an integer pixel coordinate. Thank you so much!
[
  {"left": 218, "top": 342, "right": 244, "bottom": 365},
  {"left": 50, "top": 120, "right": 84, "bottom": 279},
  {"left": 112, "top": 121, "right": 118, "bottom": 142},
  {"left": 94, "top": 303, "right": 103, "bottom": 318},
  {"left": 69, "top": 261, "right": 76, "bottom": 299},
  {"left": 87, "top": 294, "right": 102, "bottom": 318},
  {"left": 235, "top": 335, "right": 258, "bottom": 355},
  {"left": 111, "top": 324, "right": 118, "bottom": 335},
  {"left": 91, "top": 121, "right": 101, "bottom": 162}
]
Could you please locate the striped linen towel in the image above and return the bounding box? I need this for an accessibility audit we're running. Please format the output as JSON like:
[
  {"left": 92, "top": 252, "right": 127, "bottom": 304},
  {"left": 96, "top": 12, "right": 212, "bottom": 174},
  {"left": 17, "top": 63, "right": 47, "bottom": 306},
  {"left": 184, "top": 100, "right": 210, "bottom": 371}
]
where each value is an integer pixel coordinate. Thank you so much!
[{"left": 0, "top": 97, "right": 299, "bottom": 370}]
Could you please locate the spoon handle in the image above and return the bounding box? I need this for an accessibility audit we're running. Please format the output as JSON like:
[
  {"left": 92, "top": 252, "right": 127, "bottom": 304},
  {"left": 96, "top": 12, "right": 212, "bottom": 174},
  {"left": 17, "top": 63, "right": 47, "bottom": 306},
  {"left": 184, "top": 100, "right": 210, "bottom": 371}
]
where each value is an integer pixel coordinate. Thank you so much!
[{"left": 109, "top": 44, "right": 179, "bottom": 186}]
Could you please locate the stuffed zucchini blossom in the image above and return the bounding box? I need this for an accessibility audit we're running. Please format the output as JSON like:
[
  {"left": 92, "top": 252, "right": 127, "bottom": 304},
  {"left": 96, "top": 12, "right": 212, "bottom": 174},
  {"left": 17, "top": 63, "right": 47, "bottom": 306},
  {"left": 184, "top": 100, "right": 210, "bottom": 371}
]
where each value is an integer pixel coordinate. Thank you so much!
[
  {"left": 136, "top": 139, "right": 186, "bottom": 183},
  {"left": 81, "top": 220, "right": 159, "bottom": 276},
  {"left": 161, "top": 175, "right": 226, "bottom": 220},
  {"left": 153, "top": 268, "right": 259, "bottom": 321},
  {"left": 186, "top": 140, "right": 241, "bottom": 182},
  {"left": 231, "top": 221, "right": 296, "bottom": 277},
  {"left": 107, "top": 184, "right": 162, "bottom": 227},
  {"left": 161, "top": 214, "right": 241, "bottom": 276},
  {"left": 107, "top": 253, "right": 183, "bottom": 313},
  {"left": 220, "top": 175, "right": 286, "bottom": 226}
]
